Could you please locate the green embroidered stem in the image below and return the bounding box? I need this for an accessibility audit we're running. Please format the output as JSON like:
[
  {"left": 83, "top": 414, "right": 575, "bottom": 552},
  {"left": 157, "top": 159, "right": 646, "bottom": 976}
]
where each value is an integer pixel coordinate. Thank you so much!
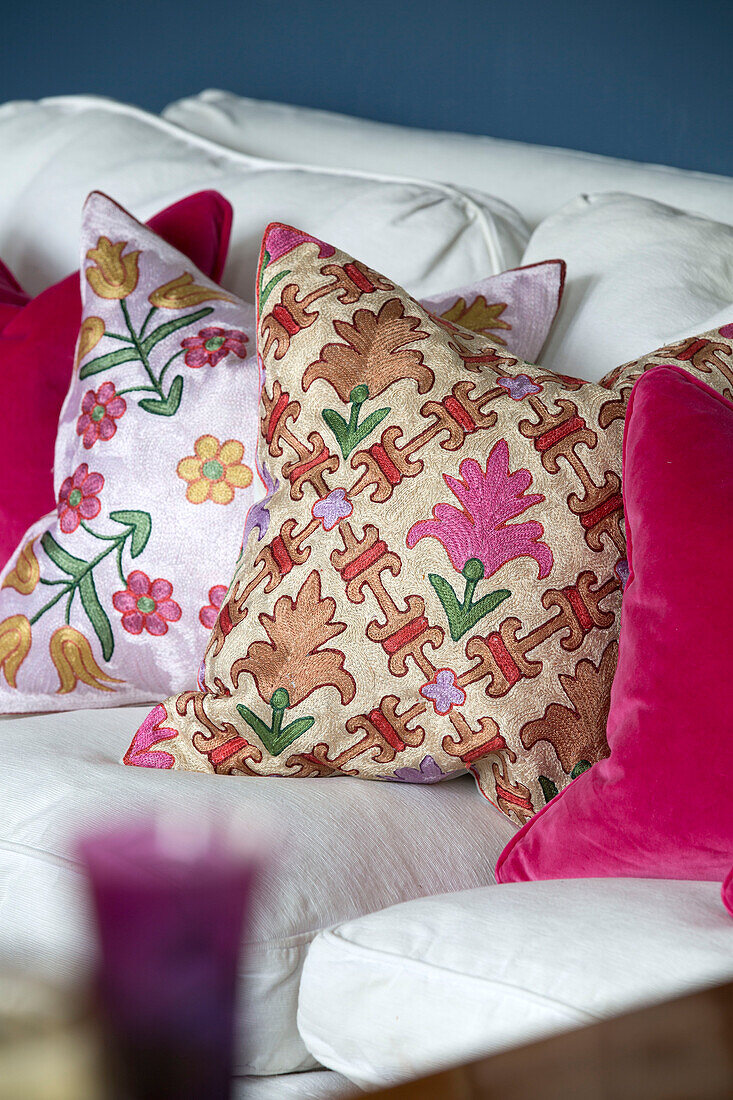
[
  {"left": 322, "top": 384, "right": 390, "bottom": 458},
  {"left": 120, "top": 300, "right": 164, "bottom": 399},
  {"left": 429, "top": 558, "right": 511, "bottom": 641},
  {"left": 158, "top": 348, "right": 185, "bottom": 388},
  {"left": 138, "top": 305, "right": 157, "bottom": 339},
  {"left": 236, "top": 688, "right": 315, "bottom": 756},
  {"left": 29, "top": 537, "right": 124, "bottom": 625}
]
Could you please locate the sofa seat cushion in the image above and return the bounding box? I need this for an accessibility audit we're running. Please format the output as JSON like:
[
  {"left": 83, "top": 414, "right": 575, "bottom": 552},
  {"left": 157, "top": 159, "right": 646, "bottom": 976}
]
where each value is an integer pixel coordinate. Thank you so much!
[
  {"left": 297, "top": 878, "right": 733, "bottom": 1089},
  {"left": 0, "top": 706, "right": 517, "bottom": 1076}
]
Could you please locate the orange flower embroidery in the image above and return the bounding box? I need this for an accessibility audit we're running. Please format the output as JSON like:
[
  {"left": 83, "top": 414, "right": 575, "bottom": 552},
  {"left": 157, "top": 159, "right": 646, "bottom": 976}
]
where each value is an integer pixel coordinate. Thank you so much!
[
  {"left": 86, "top": 238, "right": 140, "bottom": 299},
  {"left": 75, "top": 316, "right": 105, "bottom": 370},
  {"left": 0, "top": 615, "right": 31, "bottom": 688},
  {"left": 148, "top": 273, "right": 232, "bottom": 309},
  {"left": 49, "top": 626, "right": 122, "bottom": 694},
  {"left": 2, "top": 541, "right": 39, "bottom": 595},
  {"left": 177, "top": 435, "right": 253, "bottom": 505}
]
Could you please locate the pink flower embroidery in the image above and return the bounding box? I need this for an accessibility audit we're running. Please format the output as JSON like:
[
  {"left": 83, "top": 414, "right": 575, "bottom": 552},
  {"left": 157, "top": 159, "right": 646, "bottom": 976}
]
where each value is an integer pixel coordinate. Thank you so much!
[
  {"left": 113, "top": 571, "right": 182, "bottom": 636},
  {"left": 263, "top": 225, "right": 335, "bottom": 264},
  {"left": 199, "top": 584, "right": 227, "bottom": 629},
  {"left": 76, "top": 381, "right": 126, "bottom": 449},
  {"left": 123, "top": 704, "right": 177, "bottom": 769},
  {"left": 420, "top": 669, "right": 466, "bottom": 714},
  {"left": 498, "top": 374, "right": 542, "bottom": 400},
  {"left": 57, "top": 463, "right": 104, "bottom": 533},
  {"left": 312, "top": 488, "right": 353, "bottom": 530},
  {"left": 406, "top": 441, "right": 553, "bottom": 580},
  {"left": 181, "top": 326, "right": 248, "bottom": 368}
]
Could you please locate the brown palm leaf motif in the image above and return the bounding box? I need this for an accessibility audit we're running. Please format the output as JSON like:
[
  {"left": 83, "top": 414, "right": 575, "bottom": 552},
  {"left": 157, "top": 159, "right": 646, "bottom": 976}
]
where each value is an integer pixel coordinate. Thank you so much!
[
  {"left": 302, "top": 297, "right": 433, "bottom": 403},
  {"left": 440, "top": 296, "right": 511, "bottom": 344},
  {"left": 231, "top": 569, "right": 356, "bottom": 708},
  {"left": 520, "top": 640, "right": 618, "bottom": 776}
]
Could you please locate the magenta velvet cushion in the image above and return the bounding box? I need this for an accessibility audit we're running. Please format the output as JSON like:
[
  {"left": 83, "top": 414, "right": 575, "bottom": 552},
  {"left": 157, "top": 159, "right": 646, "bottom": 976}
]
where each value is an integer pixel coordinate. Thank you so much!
[
  {"left": 496, "top": 366, "right": 733, "bottom": 885},
  {"left": 723, "top": 869, "right": 733, "bottom": 917},
  {"left": 0, "top": 191, "right": 233, "bottom": 569}
]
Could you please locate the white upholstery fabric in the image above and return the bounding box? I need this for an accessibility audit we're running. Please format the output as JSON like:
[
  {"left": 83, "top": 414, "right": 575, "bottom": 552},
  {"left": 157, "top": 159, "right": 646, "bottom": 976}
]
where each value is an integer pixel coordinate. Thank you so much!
[
  {"left": 233, "top": 1071, "right": 356, "bottom": 1100},
  {"left": 521, "top": 192, "right": 733, "bottom": 380},
  {"left": 0, "top": 707, "right": 517, "bottom": 1076},
  {"left": 162, "top": 91, "right": 733, "bottom": 229},
  {"left": 0, "top": 97, "right": 528, "bottom": 300},
  {"left": 298, "top": 878, "right": 733, "bottom": 1089}
]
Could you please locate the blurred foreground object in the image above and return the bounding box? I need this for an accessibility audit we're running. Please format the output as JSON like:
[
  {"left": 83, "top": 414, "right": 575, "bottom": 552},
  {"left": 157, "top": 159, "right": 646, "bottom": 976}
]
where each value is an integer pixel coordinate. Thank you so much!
[
  {"left": 0, "top": 972, "right": 100, "bottom": 1099},
  {"left": 80, "top": 819, "right": 260, "bottom": 1100}
]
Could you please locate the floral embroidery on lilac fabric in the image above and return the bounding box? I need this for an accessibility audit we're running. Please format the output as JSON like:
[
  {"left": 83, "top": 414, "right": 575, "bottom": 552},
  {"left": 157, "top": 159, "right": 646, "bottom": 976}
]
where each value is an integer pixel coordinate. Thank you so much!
[
  {"left": 181, "top": 326, "right": 248, "bottom": 368},
  {"left": 312, "top": 488, "right": 353, "bottom": 530},
  {"left": 497, "top": 374, "right": 542, "bottom": 400},
  {"left": 199, "top": 584, "right": 228, "bottom": 629},
  {"left": 76, "top": 382, "right": 127, "bottom": 448},
  {"left": 57, "top": 464, "right": 104, "bottom": 533},
  {"left": 420, "top": 669, "right": 466, "bottom": 714},
  {"left": 112, "top": 571, "right": 181, "bottom": 636}
]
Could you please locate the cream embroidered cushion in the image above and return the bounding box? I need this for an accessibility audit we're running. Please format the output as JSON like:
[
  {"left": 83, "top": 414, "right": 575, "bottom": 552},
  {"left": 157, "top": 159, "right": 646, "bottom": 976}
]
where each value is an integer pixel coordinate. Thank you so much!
[
  {"left": 0, "top": 197, "right": 563, "bottom": 715},
  {"left": 125, "top": 224, "right": 733, "bottom": 821}
]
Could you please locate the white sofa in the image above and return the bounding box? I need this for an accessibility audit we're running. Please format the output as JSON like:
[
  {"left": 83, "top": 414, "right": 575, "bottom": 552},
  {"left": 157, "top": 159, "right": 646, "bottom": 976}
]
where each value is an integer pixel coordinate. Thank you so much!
[{"left": 1, "top": 94, "right": 732, "bottom": 1099}]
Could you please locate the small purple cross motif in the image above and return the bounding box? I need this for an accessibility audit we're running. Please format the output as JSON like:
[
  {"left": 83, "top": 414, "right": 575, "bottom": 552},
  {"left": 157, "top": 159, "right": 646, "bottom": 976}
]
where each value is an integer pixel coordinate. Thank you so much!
[
  {"left": 390, "top": 755, "right": 447, "bottom": 784},
  {"left": 420, "top": 668, "right": 466, "bottom": 714},
  {"left": 312, "top": 488, "right": 353, "bottom": 530},
  {"left": 615, "top": 558, "right": 630, "bottom": 589},
  {"left": 497, "top": 374, "right": 542, "bottom": 400}
]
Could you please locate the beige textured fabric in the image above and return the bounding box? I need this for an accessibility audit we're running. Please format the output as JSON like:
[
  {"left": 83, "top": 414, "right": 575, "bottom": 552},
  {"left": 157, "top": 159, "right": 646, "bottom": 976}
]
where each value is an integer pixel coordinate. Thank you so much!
[{"left": 123, "top": 225, "right": 733, "bottom": 822}]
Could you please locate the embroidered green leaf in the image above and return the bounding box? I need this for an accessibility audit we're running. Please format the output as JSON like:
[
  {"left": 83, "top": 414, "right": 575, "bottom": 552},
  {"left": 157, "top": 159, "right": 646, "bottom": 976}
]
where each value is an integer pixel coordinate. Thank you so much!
[
  {"left": 462, "top": 588, "right": 511, "bottom": 633},
  {"left": 321, "top": 408, "right": 350, "bottom": 450},
  {"left": 429, "top": 574, "right": 463, "bottom": 636},
  {"left": 351, "top": 407, "right": 390, "bottom": 449},
  {"left": 138, "top": 375, "right": 183, "bottom": 416},
  {"left": 429, "top": 573, "right": 510, "bottom": 641},
  {"left": 539, "top": 776, "right": 559, "bottom": 804},
  {"left": 235, "top": 703, "right": 315, "bottom": 756},
  {"left": 109, "top": 511, "right": 152, "bottom": 558},
  {"left": 259, "top": 251, "right": 290, "bottom": 309},
  {"left": 79, "top": 346, "right": 139, "bottom": 379},
  {"left": 271, "top": 715, "right": 315, "bottom": 754},
  {"left": 78, "top": 572, "right": 114, "bottom": 661},
  {"left": 571, "top": 760, "right": 592, "bottom": 779},
  {"left": 322, "top": 405, "right": 390, "bottom": 458},
  {"left": 235, "top": 703, "right": 273, "bottom": 746},
  {"left": 40, "top": 533, "right": 87, "bottom": 578},
  {"left": 140, "top": 307, "right": 214, "bottom": 356}
]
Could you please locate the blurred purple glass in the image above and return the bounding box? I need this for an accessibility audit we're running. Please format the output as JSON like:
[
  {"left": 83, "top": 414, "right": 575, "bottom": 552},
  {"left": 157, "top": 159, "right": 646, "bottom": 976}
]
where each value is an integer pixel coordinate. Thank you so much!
[{"left": 79, "top": 820, "right": 259, "bottom": 1100}]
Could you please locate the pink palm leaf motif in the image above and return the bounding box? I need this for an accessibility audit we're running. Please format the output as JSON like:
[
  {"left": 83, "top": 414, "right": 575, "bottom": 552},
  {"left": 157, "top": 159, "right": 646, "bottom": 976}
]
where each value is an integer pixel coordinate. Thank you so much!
[{"left": 407, "top": 440, "right": 553, "bottom": 640}]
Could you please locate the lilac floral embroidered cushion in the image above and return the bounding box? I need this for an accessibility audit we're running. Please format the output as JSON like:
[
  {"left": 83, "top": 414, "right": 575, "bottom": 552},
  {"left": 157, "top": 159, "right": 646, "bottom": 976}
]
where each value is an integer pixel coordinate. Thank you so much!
[
  {"left": 124, "top": 225, "right": 733, "bottom": 815},
  {"left": 0, "top": 193, "right": 260, "bottom": 711},
  {"left": 0, "top": 199, "right": 566, "bottom": 714}
]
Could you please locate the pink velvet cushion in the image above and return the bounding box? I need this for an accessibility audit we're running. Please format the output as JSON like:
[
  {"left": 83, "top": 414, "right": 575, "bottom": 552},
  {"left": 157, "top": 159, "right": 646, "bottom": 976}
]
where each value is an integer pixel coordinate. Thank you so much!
[
  {"left": 723, "top": 869, "right": 733, "bottom": 918},
  {"left": 0, "top": 191, "right": 233, "bottom": 569},
  {"left": 496, "top": 366, "right": 733, "bottom": 885}
]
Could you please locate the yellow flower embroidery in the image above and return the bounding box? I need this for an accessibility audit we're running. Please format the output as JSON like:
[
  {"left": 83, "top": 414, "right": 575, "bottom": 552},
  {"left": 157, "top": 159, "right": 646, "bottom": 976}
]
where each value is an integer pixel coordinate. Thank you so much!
[
  {"left": 0, "top": 615, "right": 31, "bottom": 688},
  {"left": 75, "top": 316, "right": 105, "bottom": 370},
  {"left": 86, "top": 238, "right": 140, "bottom": 300},
  {"left": 177, "top": 436, "right": 253, "bottom": 505},
  {"left": 148, "top": 273, "right": 232, "bottom": 309},
  {"left": 2, "top": 540, "right": 39, "bottom": 595},
  {"left": 49, "top": 626, "right": 122, "bottom": 694}
]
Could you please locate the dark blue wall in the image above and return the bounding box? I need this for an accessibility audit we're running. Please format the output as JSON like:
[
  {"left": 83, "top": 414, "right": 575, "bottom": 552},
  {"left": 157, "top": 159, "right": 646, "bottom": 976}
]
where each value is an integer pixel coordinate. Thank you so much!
[{"left": 3, "top": 0, "right": 731, "bottom": 175}]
